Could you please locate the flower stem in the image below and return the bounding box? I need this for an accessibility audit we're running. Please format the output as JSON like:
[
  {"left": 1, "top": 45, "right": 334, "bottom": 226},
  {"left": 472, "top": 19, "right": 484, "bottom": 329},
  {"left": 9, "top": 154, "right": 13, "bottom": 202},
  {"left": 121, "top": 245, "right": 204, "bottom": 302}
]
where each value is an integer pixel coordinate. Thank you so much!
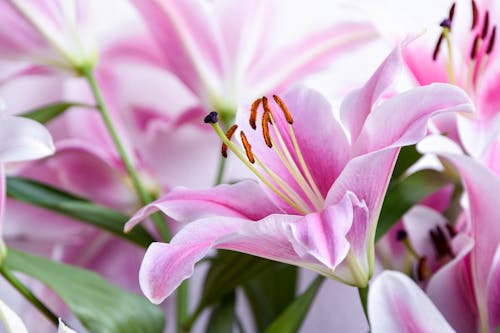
[
  {"left": 177, "top": 280, "right": 189, "bottom": 332},
  {"left": 0, "top": 265, "right": 59, "bottom": 327},
  {"left": 357, "top": 285, "right": 369, "bottom": 325},
  {"left": 82, "top": 68, "right": 170, "bottom": 241}
]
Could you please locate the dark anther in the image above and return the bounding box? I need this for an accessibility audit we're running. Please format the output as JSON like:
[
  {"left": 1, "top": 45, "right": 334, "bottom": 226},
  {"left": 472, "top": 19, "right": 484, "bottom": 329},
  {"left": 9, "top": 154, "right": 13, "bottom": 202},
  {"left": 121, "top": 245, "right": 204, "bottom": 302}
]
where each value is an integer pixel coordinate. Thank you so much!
[
  {"left": 433, "top": 34, "right": 444, "bottom": 60},
  {"left": 440, "top": 18, "right": 452, "bottom": 30},
  {"left": 240, "top": 131, "right": 255, "bottom": 164},
  {"left": 429, "top": 226, "right": 454, "bottom": 260},
  {"left": 417, "top": 257, "right": 429, "bottom": 281},
  {"left": 471, "top": 0, "right": 479, "bottom": 30},
  {"left": 470, "top": 34, "right": 480, "bottom": 59},
  {"left": 273, "top": 94, "right": 294, "bottom": 124},
  {"left": 445, "top": 223, "right": 457, "bottom": 238},
  {"left": 221, "top": 125, "right": 238, "bottom": 158},
  {"left": 449, "top": 3, "right": 456, "bottom": 22},
  {"left": 396, "top": 229, "right": 408, "bottom": 241},
  {"left": 204, "top": 111, "right": 219, "bottom": 124},
  {"left": 249, "top": 98, "right": 262, "bottom": 130},
  {"left": 482, "top": 11, "right": 490, "bottom": 39},
  {"left": 487, "top": 26, "right": 497, "bottom": 54}
]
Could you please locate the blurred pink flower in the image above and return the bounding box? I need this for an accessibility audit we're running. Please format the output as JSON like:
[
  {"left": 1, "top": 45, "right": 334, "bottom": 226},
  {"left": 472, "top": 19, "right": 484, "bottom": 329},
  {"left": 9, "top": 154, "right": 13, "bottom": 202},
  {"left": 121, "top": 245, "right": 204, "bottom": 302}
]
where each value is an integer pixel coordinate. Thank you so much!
[
  {"left": 368, "top": 270, "right": 455, "bottom": 333},
  {"left": 125, "top": 47, "right": 474, "bottom": 304},
  {"left": 131, "top": 0, "right": 379, "bottom": 120},
  {"left": 0, "top": 0, "right": 97, "bottom": 73}
]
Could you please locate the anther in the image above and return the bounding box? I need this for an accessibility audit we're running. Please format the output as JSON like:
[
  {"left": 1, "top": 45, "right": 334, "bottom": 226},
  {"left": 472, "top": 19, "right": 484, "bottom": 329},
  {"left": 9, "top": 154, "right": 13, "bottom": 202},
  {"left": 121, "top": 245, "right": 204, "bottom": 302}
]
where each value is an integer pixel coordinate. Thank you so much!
[
  {"left": 430, "top": 226, "right": 454, "bottom": 260},
  {"left": 204, "top": 111, "right": 219, "bottom": 124},
  {"left": 471, "top": 0, "right": 479, "bottom": 30},
  {"left": 262, "top": 111, "right": 273, "bottom": 148},
  {"left": 440, "top": 18, "right": 452, "bottom": 30},
  {"left": 487, "top": 26, "right": 497, "bottom": 54},
  {"left": 449, "top": 2, "right": 456, "bottom": 22},
  {"left": 445, "top": 223, "right": 457, "bottom": 238},
  {"left": 262, "top": 96, "right": 272, "bottom": 114},
  {"left": 433, "top": 34, "right": 444, "bottom": 60},
  {"left": 482, "top": 11, "right": 490, "bottom": 39},
  {"left": 396, "top": 229, "right": 408, "bottom": 241},
  {"left": 273, "top": 95, "right": 294, "bottom": 124},
  {"left": 417, "top": 257, "right": 430, "bottom": 281},
  {"left": 249, "top": 98, "right": 262, "bottom": 130},
  {"left": 240, "top": 131, "right": 255, "bottom": 163},
  {"left": 221, "top": 125, "right": 238, "bottom": 158},
  {"left": 470, "top": 34, "right": 480, "bottom": 59}
]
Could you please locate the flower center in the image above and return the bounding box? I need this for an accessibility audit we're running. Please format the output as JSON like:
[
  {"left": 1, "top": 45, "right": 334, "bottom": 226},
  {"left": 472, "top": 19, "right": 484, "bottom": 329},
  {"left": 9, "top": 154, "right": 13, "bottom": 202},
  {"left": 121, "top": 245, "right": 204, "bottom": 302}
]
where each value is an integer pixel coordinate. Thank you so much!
[
  {"left": 204, "top": 96, "right": 324, "bottom": 215},
  {"left": 432, "top": 1, "right": 496, "bottom": 94}
]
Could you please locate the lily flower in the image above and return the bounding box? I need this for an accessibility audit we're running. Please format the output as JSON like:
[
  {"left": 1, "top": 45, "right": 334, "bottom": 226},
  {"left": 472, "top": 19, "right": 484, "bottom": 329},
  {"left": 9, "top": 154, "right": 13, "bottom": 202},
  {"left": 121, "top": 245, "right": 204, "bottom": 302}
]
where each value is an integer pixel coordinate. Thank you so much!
[
  {"left": 125, "top": 46, "right": 474, "bottom": 304},
  {"left": 368, "top": 270, "right": 455, "bottom": 333},
  {"left": 131, "top": 0, "right": 379, "bottom": 122},
  {"left": 0, "top": 112, "right": 54, "bottom": 260},
  {"left": 424, "top": 153, "right": 500, "bottom": 333},
  {"left": 0, "top": 0, "right": 97, "bottom": 74}
]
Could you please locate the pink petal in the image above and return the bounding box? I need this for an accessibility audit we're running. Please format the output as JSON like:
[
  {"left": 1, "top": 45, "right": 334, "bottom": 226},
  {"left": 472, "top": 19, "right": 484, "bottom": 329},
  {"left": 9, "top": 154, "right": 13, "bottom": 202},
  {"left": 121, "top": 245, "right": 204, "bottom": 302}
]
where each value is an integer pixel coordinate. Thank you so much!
[
  {"left": 339, "top": 46, "right": 402, "bottom": 143},
  {"left": 352, "top": 83, "right": 474, "bottom": 155},
  {"left": 369, "top": 271, "right": 455, "bottom": 333},
  {"left": 125, "top": 180, "right": 279, "bottom": 232},
  {"left": 427, "top": 234, "right": 476, "bottom": 333},
  {"left": 130, "top": 0, "right": 224, "bottom": 99},
  {"left": 0, "top": 115, "right": 54, "bottom": 163},
  {"left": 487, "top": 245, "right": 500, "bottom": 331},
  {"left": 0, "top": 165, "right": 4, "bottom": 234}
]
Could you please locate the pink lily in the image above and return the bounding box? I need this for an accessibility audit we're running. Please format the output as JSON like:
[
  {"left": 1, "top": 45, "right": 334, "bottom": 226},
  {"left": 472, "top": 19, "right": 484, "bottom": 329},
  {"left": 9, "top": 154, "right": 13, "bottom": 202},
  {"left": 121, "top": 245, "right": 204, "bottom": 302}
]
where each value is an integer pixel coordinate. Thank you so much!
[
  {"left": 131, "top": 0, "right": 379, "bottom": 120},
  {"left": 422, "top": 153, "right": 500, "bottom": 333},
  {"left": 125, "top": 46, "right": 474, "bottom": 303},
  {"left": 0, "top": 0, "right": 97, "bottom": 74},
  {"left": 400, "top": 0, "right": 500, "bottom": 159},
  {"left": 368, "top": 270, "right": 455, "bottom": 333}
]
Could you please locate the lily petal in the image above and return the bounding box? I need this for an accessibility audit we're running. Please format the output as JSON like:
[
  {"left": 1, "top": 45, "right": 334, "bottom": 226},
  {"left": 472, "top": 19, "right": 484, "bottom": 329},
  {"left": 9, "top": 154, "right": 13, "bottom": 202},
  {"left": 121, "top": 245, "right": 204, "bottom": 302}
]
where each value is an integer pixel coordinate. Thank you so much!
[
  {"left": 58, "top": 319, "right": 77, "bottom": 333},
  {"left": 487, "top": 245, "right": 500, "bottom": 331},
  {"left": 369, "top": 271, "right": 455, "bottom": 333},
  {"left": 125, "top": 180, "right": 279, "bottom": 232},
  {"left": 0, "top": 299, "right": 28, "bottom": 333},
  {"left": 0, "top": 115, "right": 54, "bottom": 163}
]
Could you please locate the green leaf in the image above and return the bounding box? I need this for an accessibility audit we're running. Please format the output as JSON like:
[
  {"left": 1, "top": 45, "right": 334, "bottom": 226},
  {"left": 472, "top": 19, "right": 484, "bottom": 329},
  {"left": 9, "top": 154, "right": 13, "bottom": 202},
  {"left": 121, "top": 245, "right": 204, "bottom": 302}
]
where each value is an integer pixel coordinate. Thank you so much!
[
  {"left": 197, "top": 251, "right": 278, "bottom": 311},
  {"left": 375, "top": 169, "right": 452, "bottom": 242},
  {"left": 264, "top": 276, "right": 324, "bottom": 333},
  {"left": 392, "top": 145, "right": 422, "bottom": 179},
  {"left": 244, "top": 265, "right": 297, "bottom": 331},
  {"left": 6, "top": 176, "right": 153, "bottom": 248},
  {"left": 20, "top": 101, "right": 90, "bottom": 124},
  {"left": 4, "top": 248, "right": 165, "bottom": 333},
  {"left": 205, "top": 293, "right": 237, "bottom": 333}
]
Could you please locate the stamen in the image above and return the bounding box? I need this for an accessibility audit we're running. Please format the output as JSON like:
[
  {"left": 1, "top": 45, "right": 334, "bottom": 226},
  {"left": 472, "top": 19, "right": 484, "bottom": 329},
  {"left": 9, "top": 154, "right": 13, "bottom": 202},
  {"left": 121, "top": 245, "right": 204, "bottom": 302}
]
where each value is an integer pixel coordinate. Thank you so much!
[
  {"left": 433, "top": 34, "right": 444, "bottom": 60},
  {"left": 249, "top": 98, "right": 261, "bottom": 130},
  {"left": 221, "top": 124, "right": 238, "bottom": 158},
  {"left": 262, "top": 96, "right": 272, "bottom": 114},
  {"left": 445, "top": 223, "right": 456, "bottom": 237},
  {"left": 482, "top": 11, "right": 490, "bottom": 39},
  {"left": 261, "top": 112, "right": 273, "bottom": 148},
  {"left": 470, "top": 34, "right": 480, "bottom": 59},
  {"left": 204, "top": 111, "right": 218, "bottom": 124},
  {"left": 396, "top": 229, "right": 408, "bottom": 241},
  {"left": 430, "top": 226, "right": 454, "bottom": 260},
  {"left": 417, "top": 257, "right": 430, "bottom": 281},
  {"left": 273, "top": 94, "right": 294, "bottom": 124},
  {"left": 396, "top": 229, "right": 420, "bottom": 259},
  {"left": 449, "top": 2, "right": 456, "bottom": 22},
  {"left": 471, "top": 0, "right": 479, "bottom": 30},
  {"left": 487, "top": 26, "right": 497, "bottom": 54},
  {"left": 240, "top": 131, "right": 255, "bottom": 164},
  {"left": 440, "top": 18, "right": 452, "bottom": 30}
]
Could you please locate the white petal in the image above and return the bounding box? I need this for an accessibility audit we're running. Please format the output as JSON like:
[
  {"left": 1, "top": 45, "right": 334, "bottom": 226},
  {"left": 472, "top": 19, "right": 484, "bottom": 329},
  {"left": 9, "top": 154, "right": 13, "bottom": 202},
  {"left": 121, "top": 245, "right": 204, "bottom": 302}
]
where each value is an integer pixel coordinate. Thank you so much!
[
  {"left": 0, "top": 299, "right": 29, "bottom": 333},
  {"left": 58, "top": 318, "right": 78, "bottom": 333}
]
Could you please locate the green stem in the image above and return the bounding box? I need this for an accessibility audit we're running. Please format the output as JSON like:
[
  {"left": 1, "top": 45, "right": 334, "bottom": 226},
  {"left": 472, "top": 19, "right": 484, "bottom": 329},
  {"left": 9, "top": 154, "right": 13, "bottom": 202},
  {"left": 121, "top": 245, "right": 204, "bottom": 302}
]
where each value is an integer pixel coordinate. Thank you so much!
[
  {"left": 177, "top": 281, "right": 189, "bottom": 333},
  {"left": 0, "top": 265, "right": 59, "bottom": 327},
  {"left": 357, "top": 285, "right": 369, "bottom": 325},
  {"left": 214, "top": 154, "right": 227, "bottom": 185},
  {"left": 82, "top": 68, "right": 170, "bottom": 242}
]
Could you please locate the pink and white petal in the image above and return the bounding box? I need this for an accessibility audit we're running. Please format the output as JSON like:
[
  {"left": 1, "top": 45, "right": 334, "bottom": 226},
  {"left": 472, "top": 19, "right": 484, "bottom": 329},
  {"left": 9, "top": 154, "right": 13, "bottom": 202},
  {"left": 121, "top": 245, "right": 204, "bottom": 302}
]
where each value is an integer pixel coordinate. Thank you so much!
[
  {"left": 487, "top": 245, "right": 500, "bottom": 331},
  {"left": 353, "top": 83, "right": 474, "bottom": 156},
  {"left": 139, "top": 214, "right": 300, "bottom": 303},
  {"left": 125, "top": 180, "right": 279, "bottom": 232},
  {"left": 369, "top": 271, "right": 455, "bottom": 333},
  {"left": 287, "top": 192, "right": 353, "bottom": 270},
  {"left": 0, "top": 115, "right": 54, "bottom": 163},
  {"left": 403, "top": 43, "right": 449, "bottom": 86},
  {"left": 0, "top": 165, "right": 4, "bottom": 233},
  {"left": 130, "top": 0, "right": 224, "bottom": 100},
  {"left": 427, "top": 234, "right": 477, "bottom": 333},
  {"left": 339, "top": 46, "right": 402, "bottom": 143},
  {"left": 439, "top": 153, "right": 500, "bottom": 295},
  {"left": 58, "top": 319, "right": 77, "bottom": 333},
  {"left": 0, "top": 299, "right": 29, "bottom": 333}
]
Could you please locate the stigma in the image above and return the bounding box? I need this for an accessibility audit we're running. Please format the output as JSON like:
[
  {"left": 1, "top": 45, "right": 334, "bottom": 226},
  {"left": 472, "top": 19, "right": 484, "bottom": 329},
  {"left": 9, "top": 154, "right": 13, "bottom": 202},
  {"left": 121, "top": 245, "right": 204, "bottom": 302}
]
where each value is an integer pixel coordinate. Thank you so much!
[{"left": 205, "top": 95, "right": 325, "bottom": 214}]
